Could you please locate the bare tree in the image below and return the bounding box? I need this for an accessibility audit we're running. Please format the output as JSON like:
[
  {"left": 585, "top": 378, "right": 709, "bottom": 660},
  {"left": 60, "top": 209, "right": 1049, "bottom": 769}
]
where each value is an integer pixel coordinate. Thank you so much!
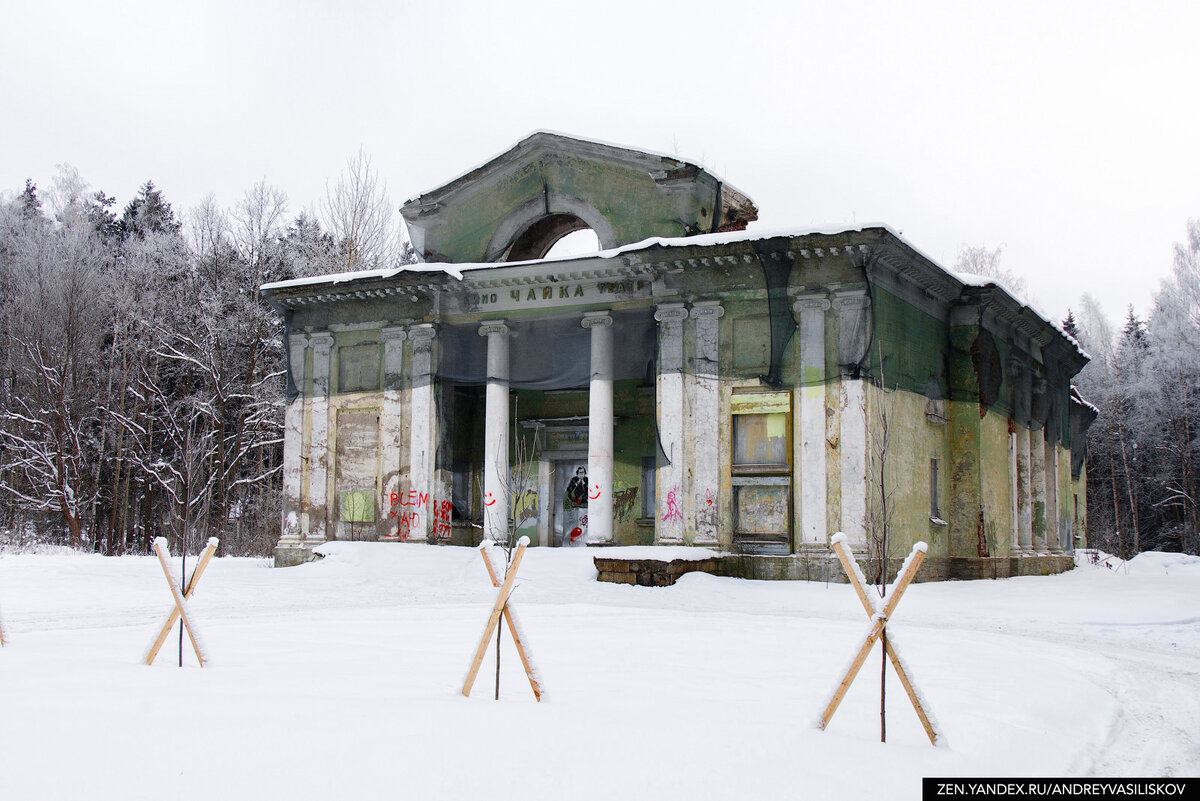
[
  {"left": 954, "top": 244, "right": 1028, "bottom": 302},
  {"left": 321, "top": 148, "right": 401, "bottom": 272},
  {"left": 0, "top": 220, "right": 110, "bottom": 546}
]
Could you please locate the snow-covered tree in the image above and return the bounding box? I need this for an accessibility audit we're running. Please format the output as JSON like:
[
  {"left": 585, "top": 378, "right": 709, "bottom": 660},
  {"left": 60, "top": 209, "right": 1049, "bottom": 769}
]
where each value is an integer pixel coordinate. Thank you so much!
[{"left": 954, "top": 244, "right": 1028, "bottom": 302}]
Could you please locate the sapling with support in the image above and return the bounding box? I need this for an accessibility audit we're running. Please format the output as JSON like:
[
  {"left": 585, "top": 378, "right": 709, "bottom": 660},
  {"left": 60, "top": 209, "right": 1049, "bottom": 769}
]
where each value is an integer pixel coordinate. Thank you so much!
[
  {"left": 816, "top": 533, "right": 944, "bottom": 746},
  {"left": 461, "top": 537, "right": 544, "bottom": 701},
  {"left": 144, "top": 536, "right": 219, "bottom": 667},
  {"left": 477, "top": 539, "right": 543, "bottom": 701}
]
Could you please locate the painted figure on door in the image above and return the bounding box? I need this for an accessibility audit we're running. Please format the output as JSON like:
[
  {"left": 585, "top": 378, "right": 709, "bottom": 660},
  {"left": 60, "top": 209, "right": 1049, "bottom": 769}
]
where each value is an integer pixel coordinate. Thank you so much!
[{"left": 564, "top": 466, "right": 588, "bottom": 546}]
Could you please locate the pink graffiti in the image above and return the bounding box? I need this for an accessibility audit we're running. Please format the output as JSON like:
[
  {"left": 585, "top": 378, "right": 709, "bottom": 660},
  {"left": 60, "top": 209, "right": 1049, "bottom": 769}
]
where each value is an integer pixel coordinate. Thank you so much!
[
  {"left": 662, "top": 488, "right": 683, "bottom": 523},
  {"left": 705, "top": 488, "right": 714, "bottom": 507}
]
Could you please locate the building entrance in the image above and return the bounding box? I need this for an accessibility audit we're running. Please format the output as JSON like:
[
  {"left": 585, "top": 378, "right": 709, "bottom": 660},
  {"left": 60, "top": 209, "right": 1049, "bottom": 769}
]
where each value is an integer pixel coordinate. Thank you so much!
[{"left": 551, "top": 459, "right": 589, "bottom": 546}]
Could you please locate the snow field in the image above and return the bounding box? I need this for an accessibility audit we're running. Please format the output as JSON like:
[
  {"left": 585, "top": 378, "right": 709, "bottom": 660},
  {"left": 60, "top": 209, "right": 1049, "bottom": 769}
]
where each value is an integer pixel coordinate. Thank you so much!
[{"left": 0, "top": 544, "right": 1196, "bottom": 800}]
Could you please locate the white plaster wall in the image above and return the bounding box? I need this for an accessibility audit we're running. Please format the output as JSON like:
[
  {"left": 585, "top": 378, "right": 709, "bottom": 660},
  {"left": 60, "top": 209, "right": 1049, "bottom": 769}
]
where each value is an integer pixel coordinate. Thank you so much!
[
  {"left": 840, "top": 378, "right": 868, "bottom": 548},
  {"left": 407, "top": 324, "right": 437, "bottom": 541},
  {"left": 690, "top": 301, "right": 723, "bottom": 545},
  {"left": 795, "top": 295, "right": 829, "bottom": 547},
  {"left": 307, "top": 332, "right": 334, "bottom": 545},
  {"left": 655, "top": 304, "right": 688, "bottom": 544}
]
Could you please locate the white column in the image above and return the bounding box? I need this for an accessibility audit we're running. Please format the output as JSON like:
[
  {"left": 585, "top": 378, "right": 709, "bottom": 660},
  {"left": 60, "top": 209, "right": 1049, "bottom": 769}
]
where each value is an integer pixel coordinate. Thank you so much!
[
  {"left": 1030, "top": 424, "right": 1048, "bottom": 553},
  {"left": 307, "top": 331, "right": 335, "bottom": 545},
  {"left": 690, "top": 301, "right": 724, "bottom": 545},
  {"left": 380, "top": 325, "right": 407, "bottom": 540},
  {"left": 655, "top": 303, "right": 688, "bottom": 544},
  {"left": 583, "top": 311, "right": 614, "bottom": 545},
  {"left": 1016, "top": 426, "right": 1033, "bottom": 553},
  {"left": 1046, "top": 437, "right": 1061, "bottom": 552},
  {"left": 479, "top": 321, "right": 510, "bottom": 543},
  {"left": 407, "top": 324, "right": 437, "bottom": 542},
  {"left": 279, "top": 333, "right": 309, "bottom": 550},
  {"left": 794, "top": 294, "right": 830, "bottom": 547},
  {"left": 1009, "top": 431, "right": 1020, "bottom": 554},
  {"left": 833, "top": 293, "right": 870, "bottom": 548}
]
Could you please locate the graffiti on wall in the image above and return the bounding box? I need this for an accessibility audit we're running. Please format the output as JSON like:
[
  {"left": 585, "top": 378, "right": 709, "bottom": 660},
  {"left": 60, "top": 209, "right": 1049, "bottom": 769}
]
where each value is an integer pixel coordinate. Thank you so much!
[
  {"left": 613, "top": 487, "right": 639, "bottom": 521},
  {"left": 389, "top": 489, "right": 429, "bottom": 541},
  {"left": 432, "top": 499, "right": 453, "bottom": 541},
  {"left": 662, "top": 488, "right": 683, "bottom": 524}
]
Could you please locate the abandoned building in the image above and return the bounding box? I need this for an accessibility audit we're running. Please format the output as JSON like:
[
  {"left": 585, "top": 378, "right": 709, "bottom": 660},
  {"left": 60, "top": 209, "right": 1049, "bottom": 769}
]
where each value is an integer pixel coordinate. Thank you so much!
[{"left": 261, "top": 131, "right": 1095, "bottom": 579}]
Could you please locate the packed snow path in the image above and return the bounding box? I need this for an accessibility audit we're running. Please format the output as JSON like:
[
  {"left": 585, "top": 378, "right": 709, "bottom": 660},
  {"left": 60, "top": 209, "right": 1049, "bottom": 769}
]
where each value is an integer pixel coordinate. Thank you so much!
[{"left": 0, "top": 544, "right": 1196, "bottom": 800}]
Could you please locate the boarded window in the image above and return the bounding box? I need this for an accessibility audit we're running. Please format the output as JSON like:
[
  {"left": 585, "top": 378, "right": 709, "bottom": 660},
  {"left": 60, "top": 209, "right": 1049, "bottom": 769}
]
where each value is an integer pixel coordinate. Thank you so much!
[
  {"left": 335, "top": 408, "right": 381, "bottom": 537},
  {"left": 340, "top": 491, "right": 374, "bottom": 523},
  {"left": 733, "top": 413, "right": 788, "bottom": 469},
  {"left": 338, "top": 343, "right": 381, "bottom": 393}
]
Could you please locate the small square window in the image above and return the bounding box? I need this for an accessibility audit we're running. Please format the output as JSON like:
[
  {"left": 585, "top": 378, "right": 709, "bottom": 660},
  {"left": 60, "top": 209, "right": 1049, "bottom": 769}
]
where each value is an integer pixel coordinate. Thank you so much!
[
  {"left": 340, "top": 490, "right": 375, "bottom": 523},
  {"left": 733, "top": 413, "right": 789, "bottom": 471}
]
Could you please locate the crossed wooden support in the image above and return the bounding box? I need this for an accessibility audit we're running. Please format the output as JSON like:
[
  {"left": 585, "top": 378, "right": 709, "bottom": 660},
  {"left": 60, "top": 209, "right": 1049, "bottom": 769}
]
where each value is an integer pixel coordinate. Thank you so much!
[
  {"left": 817, "top": 533, "right": 943, "bottom": 745},
  {"left": 145, "top": 536, "right": 219, "bottom": 667},
  {"left": 462, "top": 536, "right": 543, "bottom": 701}
]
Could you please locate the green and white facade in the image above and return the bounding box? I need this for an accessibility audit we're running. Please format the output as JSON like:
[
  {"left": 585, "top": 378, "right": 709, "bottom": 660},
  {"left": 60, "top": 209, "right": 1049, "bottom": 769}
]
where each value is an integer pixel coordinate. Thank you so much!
[{"left": 262, "top": 132, "right": 1094, "bottom": 578}]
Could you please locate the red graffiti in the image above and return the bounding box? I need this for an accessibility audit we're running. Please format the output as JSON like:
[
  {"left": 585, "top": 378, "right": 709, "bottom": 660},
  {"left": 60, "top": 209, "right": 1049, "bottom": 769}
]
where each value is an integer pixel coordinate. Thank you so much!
[
  {"left": 432, "top": 499, "right": 453, "bottom": 540},
  {"left": 589, "top": 484, "right": 602, "bottom": 500},
  {"left": 484, "top": 492, "right": 496, "bottom": 507},
  {"left": 705, "top": 488, "right": 714, "bottom": 506},
  {"left": 389, "top": 489, "right": 428, "bottom": 522},
  {"left": 398, "top": 489, "right": 428, "bottom": 507},
  {"left": 396, "top": 511, "right": 419, "bottom": 540},
  {"left": 569, "top": 526, "right": 583, "bottom": 543}
]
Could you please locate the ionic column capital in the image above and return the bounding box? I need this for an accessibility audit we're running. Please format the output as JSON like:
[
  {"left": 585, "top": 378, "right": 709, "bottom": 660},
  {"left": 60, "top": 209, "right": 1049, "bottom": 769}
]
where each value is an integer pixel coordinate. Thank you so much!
[
  {"left": 477, "top": 320, "right": 509, "bottom": 337},
  {"left": 409, "top": 323, "right": 437, "bottom": 350},
  {"left": 309, "top": 331, "right": 335, "bottom": 353},
  {"left": 581, "top": 311, "right": 613, "bottom": 329},
  {"left": 381, "top": 325, "right": 408, "bottom": 343},
  {"left": 832, "top": 291, "right": 870, "bottom": 311},
  {"left": 792, "top": 293, "right": 831, "bottom": 313},
  {"left": 690, "top": 300, "right": 725, "bottom": 320},
  {"left": 654, "top": 303, "right": 689, "bottom": 324}
]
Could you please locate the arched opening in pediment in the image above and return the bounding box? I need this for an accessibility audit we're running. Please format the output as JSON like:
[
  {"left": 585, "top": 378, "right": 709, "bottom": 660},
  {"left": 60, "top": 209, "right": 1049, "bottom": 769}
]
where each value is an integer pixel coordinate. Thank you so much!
[
  {"left": 503, "top": 213, "right": 598, "bottom": 262},
  {"left": 543, "top": 227, "right": 601, "bottom": 259}
]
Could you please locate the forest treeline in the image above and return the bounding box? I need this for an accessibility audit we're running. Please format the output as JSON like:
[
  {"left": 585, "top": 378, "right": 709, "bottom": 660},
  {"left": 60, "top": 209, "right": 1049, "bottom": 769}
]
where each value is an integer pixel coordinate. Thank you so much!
[
  {"left": 1064, "top": 221, "right": 1200, "bottom": 557},
  {"left": 0, "top": 157, "right": 411, "bottom": 556},
  {"left": 1, "top": 163, "right": 1197, "bottom": 557}
]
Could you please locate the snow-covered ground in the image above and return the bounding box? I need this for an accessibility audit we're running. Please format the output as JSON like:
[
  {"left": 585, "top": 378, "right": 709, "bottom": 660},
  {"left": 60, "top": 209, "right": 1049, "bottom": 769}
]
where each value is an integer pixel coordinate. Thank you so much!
[{"left": 0, "top": 544, "right": 1196, "bottom": 799}]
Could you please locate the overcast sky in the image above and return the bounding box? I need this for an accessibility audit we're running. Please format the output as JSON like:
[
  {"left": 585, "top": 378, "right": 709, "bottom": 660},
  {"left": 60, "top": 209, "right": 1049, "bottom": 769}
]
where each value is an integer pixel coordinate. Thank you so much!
[{"left": 4, "top": 0, "right": 1198, "bottom": 328}]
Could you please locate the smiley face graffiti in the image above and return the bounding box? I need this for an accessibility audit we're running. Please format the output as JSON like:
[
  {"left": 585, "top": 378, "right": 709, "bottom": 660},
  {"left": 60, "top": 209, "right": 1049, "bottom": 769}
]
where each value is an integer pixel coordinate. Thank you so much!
[{"left": 589, "top": 484, "right": 602, "bottom": 501}]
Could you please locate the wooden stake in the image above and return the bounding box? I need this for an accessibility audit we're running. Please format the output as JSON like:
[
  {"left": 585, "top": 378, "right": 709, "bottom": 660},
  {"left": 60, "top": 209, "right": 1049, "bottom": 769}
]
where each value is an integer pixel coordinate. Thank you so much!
[
  {"left": 480, "top": 543, "right": 543, "bottom": 701},
  {"left": 462, "top": 540, "right": 529, "bottom": 697},
  {"left": 818, "top": 537, "right": 940, "bottom": 745},
  {"left": 146, "top": 538, "right": 217, "bottom": 667}
]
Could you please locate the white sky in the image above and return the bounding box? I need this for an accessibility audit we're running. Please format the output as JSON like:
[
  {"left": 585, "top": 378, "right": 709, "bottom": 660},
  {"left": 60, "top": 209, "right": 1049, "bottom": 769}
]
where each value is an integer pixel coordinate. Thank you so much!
[{"left": 4, "top": 0, "right": 1198, "bottom": 327}]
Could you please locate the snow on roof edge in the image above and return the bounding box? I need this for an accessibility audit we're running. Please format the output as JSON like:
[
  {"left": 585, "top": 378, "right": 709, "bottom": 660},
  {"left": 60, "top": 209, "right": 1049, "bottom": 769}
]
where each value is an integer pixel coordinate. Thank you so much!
[{"left": 259, "top": 223, "right": 900, "bottom": 293}]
